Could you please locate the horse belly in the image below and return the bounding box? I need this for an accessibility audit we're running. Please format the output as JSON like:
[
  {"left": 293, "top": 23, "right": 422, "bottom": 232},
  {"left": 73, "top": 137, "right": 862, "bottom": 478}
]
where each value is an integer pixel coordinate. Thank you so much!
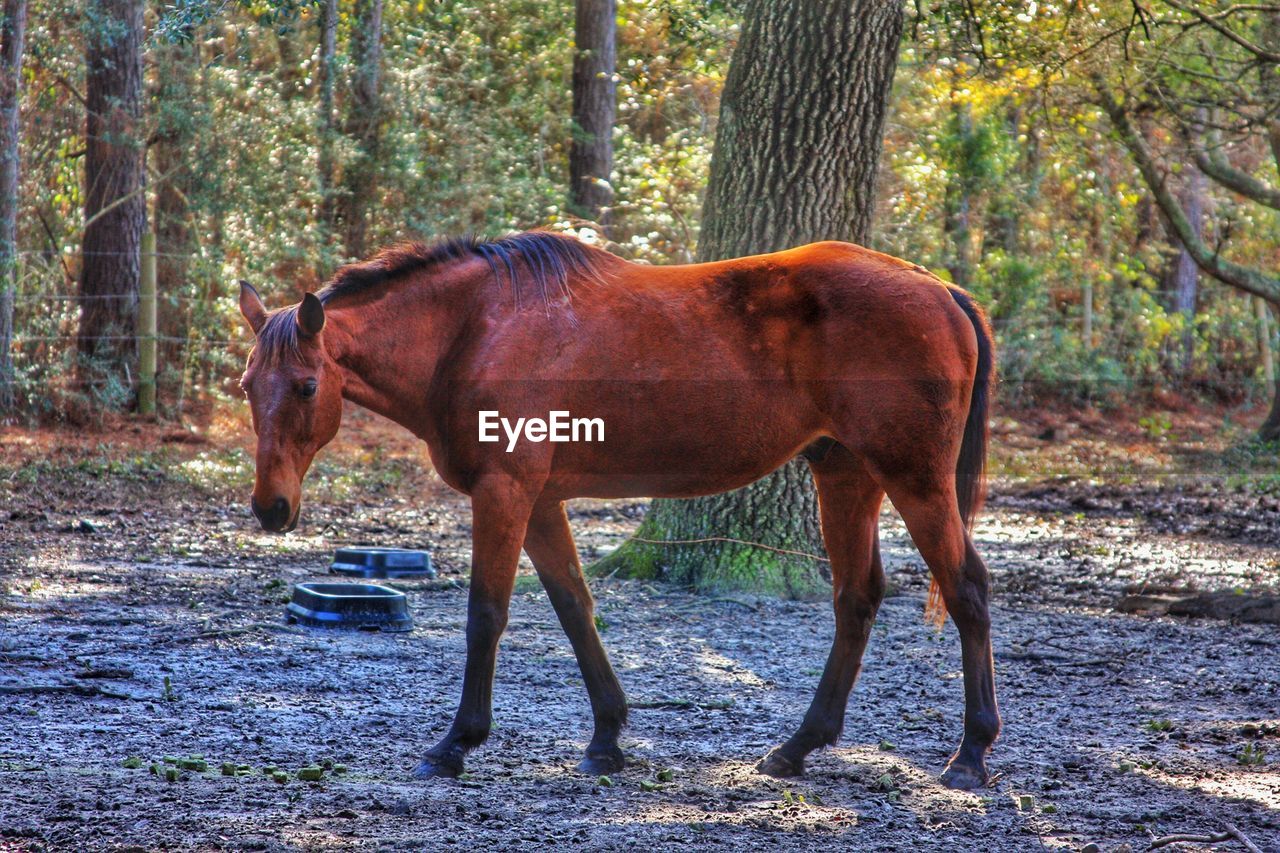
[{"left": 544, "top": 386, "right": 821, "bottom": 499}]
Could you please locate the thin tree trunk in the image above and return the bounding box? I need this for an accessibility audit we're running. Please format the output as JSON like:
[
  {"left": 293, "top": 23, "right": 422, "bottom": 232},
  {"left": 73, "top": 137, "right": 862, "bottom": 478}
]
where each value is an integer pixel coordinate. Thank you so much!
[
  {"left": 943, "top": 99, "right": 975, "bottom": 288},
  {"left": 985, "top": 101, "right": 1022, "bottom": 256},
  {"left": 79, "top": 0, "right": 145, "bottom": 403},
  {"left": 152, "top": 24, "right": 199, "bottom": 410},
  {"left": 316, "top": 0, "right": 338, "bottom": 255},
  {"left": 593, "top": 0, "right": 904, "bottom": 596},
  {"left": 1259, "top": 298, "right": 1280, "bottom": 441},
  {"left": 0, "top": 0, "right": 26, "bottom": 413},
  {"left": 337, "top": 0, "right": 383, "bottom": 260},
  {"left": 1168, "top": 120, "right": 1205, "bottom": 373},
  {"left": 568, "top": 0, "right": 616, "bottom": 225}
]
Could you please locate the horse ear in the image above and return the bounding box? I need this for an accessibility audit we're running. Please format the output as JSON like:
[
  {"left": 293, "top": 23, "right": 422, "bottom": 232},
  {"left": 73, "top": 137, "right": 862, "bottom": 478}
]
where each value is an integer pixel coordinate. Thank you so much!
[
  {"left": 239, "top": 280, "right": 267, "bottom": 335},
  {"left": 296, "top": 292, "right": 326, "bottom": 337}
]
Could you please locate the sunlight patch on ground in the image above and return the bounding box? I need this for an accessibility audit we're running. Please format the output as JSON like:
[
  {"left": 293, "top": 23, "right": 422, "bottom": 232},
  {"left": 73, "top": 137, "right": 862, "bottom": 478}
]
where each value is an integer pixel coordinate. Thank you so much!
[
  {"left": 693, "top": 647, "right": 770, "bottom": 689},
  {"left": 177, "top": 451, "right": 252, "bottom": 488},
  {"left": 277, "top": 828, "right": 354, "bottom": 849},
  {"left": 5, "top": 556, "right": 127, "bottom": 600},
  {"left": 1137, "top": 765, "right": 1280, "bottom": 811},
  {"left": 598, "top": 797, "right": 861, "bottom": 832}
]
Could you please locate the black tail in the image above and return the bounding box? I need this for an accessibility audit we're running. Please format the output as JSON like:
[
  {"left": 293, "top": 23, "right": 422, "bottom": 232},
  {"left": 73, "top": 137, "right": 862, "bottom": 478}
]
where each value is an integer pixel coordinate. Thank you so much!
[{"left": 947, "top": 287, "right": 994, "bottom": 531}]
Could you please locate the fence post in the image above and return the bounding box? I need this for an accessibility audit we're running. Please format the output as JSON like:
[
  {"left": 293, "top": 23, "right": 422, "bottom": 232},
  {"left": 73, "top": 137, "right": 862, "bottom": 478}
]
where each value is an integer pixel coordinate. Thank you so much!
[{"left": 138, "top": 231, "right": 157, "bottom": 416}]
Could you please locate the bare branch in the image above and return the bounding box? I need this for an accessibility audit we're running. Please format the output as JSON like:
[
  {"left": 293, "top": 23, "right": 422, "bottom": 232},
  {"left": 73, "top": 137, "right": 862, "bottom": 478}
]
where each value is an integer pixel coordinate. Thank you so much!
[
  {"left": 1094, "top": 75, "right": 1280, "bottom": 303},
  {"left": 79, "top": 164, "right": 181, "bottom": 233},
  {"left": 1192, "top": 135, "right": 1280, "bottom": 209},
  {"left": 1162, "top": 0, "right": 1280, "bottom": 61}
]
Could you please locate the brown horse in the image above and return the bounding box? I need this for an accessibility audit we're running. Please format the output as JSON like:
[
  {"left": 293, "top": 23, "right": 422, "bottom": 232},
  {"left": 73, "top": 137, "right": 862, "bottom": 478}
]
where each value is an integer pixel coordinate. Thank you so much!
[{"left": 237, "top": 231, "right": 998, "bottom": 789}]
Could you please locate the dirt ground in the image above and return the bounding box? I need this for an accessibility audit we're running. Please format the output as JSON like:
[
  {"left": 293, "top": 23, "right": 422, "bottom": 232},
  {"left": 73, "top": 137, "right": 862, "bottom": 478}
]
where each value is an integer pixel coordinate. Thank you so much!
[{"left": 1, "top": 405, "right": 1278, "bottom": 851}]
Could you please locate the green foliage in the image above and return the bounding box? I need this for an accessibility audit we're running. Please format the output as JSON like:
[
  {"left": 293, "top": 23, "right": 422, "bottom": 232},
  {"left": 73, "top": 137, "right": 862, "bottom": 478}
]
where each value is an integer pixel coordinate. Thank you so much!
[
  {"left": 9, "top": 0, "right": 735, "bottom": 421},
  {"left": 7, "top": 0, "right": 1279, "bottom": 426},
  {"left": 881, "top": 4, "right": 1280, "bottom": 411}
]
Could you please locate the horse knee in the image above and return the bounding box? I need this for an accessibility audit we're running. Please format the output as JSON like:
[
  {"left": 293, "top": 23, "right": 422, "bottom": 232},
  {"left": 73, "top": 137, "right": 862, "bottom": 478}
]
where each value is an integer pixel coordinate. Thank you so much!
[
  {"left": 466, "top": 602, "right": 508, "bottom": 647},
  {"left": 834, "top": 582, "right": 882, "bottom": 627}
]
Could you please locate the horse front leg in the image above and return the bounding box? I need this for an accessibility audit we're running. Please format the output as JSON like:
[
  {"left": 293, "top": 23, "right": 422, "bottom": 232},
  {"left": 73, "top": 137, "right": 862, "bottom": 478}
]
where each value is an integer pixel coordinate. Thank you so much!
[
  {"left": 523, "top": 499, "right": 628, "bottom": 774},
  {"left": 415, "top": 477, "right": 533, "bottom": 778}
]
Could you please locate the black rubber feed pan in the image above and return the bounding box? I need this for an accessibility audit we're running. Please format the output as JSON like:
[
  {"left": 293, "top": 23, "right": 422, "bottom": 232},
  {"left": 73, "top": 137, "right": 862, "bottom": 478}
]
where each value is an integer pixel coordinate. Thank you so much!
[
  {"left": 331, "top": 546, "right": 435, "bottom": 579},
  {"left": 287, "top": 582, "right": 414, "bottom": 632}
]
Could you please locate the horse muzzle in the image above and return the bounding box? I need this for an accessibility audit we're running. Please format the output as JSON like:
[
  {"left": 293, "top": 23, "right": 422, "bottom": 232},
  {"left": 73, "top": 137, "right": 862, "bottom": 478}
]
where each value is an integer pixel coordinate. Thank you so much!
[{"left": 251, "top": 496, "right": 299, "bottom": 533}]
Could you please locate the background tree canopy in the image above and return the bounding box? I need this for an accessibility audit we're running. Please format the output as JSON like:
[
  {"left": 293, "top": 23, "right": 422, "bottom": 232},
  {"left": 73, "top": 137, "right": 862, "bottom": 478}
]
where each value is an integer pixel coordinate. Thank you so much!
[{"left": 1, "top": 0, "right": 1277, "bottom": 444}]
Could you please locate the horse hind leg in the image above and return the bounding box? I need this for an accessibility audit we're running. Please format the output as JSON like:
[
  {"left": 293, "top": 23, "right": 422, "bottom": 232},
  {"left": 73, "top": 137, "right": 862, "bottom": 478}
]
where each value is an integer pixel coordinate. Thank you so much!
[
  {"left": 523, "top": 499, "right": 628, "bottom": 774},
  {"left": 887, "top": 483, "right": 1000, "bottom": 789},
  {"left": 760, "top": 444, "right": 886, "bottom": 777}
]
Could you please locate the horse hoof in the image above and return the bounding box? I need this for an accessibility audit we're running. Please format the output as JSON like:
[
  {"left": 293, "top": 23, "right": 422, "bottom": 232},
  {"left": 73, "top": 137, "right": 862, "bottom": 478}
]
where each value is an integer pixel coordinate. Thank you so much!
[
  {"left": 940, "top": 761, "right": 987, "bottom": 790},
  {"left": 577, "top": 748, "right": 625, "bottom": 775},
  {"left": 757, "top": 748, "right": 803, "bottom": 778},
  {"left": 413, "top": 755, "right": 463, "bottom": 779}
]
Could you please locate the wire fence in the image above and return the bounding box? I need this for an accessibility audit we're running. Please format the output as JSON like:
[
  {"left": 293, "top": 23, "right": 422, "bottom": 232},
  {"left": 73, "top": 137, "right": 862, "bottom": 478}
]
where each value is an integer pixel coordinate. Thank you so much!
[
  {"left": 2, "top": 246, "right": 257, "bottom": 417},
  {"left": 11, "top": 335, "right": 247, "bottom": 346}
]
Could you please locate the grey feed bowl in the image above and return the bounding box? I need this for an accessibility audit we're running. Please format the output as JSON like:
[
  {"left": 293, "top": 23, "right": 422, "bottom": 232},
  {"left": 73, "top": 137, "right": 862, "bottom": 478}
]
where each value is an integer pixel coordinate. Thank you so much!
[
  {"left": 331, "top": 546, "right": 435, "bottom": 579},
  {"left": 286, "top": 582, "right": 414, "bottom": 632}
]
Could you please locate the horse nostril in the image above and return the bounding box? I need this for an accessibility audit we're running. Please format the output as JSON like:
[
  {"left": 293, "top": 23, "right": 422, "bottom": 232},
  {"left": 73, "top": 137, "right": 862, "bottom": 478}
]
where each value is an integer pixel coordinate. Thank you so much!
[{"left": 251, "top": 496, "right": 292, "bottom": 531}]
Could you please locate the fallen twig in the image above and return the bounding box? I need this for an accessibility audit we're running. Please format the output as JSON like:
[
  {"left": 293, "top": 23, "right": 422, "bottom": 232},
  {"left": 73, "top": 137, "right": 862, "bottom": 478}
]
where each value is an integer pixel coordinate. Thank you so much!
[
  {"left": 1005, "top": 650, "right": 1115, "bottom": 668},
  {"left": 703, "top": 596, "right": 761, "bottom": 612},
  {"left": 0, "top": 682, "right": 136, "bottom": 700},
  {"left": 1225, "top": 822, "right": 1263, "bottom": 853},
  {"left": 171, "top": 622, "right": 306, "bottom": 643},
  {"left": 630, "top": 697, "right": 734, "bottom": 711},
  {"left": 1148, "top": 831, "right": 1232, "bottom": 849},
  {"left": 74, "top": 667, "right": 134, "bottom": 680},
  {"left": 1148, "top": 823, "right": 1262, "bottom": 852}
]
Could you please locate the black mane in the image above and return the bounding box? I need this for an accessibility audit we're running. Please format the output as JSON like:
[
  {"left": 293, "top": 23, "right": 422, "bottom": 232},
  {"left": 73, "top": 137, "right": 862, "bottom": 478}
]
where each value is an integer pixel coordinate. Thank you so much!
[
  {"left": 317, "top": 231, "right": 602, "bottom": 307},
  {"left": 253, "top": 231, "right": 602, "bottom": 363}
]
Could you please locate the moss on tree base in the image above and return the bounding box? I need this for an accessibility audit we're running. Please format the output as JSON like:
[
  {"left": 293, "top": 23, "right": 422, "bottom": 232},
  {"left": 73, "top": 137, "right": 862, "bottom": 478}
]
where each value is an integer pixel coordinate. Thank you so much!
[{"left": 587, "top": 463, "right": 830, "bottom": 600}]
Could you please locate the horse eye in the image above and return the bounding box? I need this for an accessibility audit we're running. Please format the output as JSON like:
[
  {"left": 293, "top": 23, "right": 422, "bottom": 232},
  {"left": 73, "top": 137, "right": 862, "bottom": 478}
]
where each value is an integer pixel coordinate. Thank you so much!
[{"left": 299, "top": 380, "right": 318, "bottom": 399}]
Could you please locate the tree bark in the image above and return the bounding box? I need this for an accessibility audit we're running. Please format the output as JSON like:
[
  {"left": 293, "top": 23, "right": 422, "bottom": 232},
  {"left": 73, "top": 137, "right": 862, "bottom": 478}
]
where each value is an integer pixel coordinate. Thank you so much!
[
  {"left": 0, "top": 0, "right": 26, "bottom": 413},
  {"left": 316, "top": 0, "right": 338, "bottom": 254},
  {"left": 593, "top": 0, "right": 904, "bottom": 597},
  {"left": 568, "top": 0, "right": 616, "bottom": 224},
  {"left": 79, "top": 0, "right": 145, "bottom": 401},
  {"left": 337, "top": 0, "right": 383, "bottom": 260}
]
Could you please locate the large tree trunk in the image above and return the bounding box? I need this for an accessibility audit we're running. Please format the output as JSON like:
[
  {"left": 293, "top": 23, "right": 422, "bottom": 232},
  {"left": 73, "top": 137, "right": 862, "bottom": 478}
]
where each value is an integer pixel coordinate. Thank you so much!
[
  {"left": 78, "top": 0, "right": 145, "bottom": 403},
  {"left": 337, "top": 0, "right": 383, "bottom": 260},
  {"left": 0, "top": 0, "right": 26, "bottom": 413},
  {"left": 593, "top": 0, "right": 904, "bottom": 597},
  {"left": 568, "top": 0, "right": 616, "bottom": 224}
]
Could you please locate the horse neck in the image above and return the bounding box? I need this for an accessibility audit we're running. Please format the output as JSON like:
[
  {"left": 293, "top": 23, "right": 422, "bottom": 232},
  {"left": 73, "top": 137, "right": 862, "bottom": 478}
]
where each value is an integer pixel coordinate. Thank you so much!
[{"left": 325, "top": 269, "right": 479, "bottom": 434}]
